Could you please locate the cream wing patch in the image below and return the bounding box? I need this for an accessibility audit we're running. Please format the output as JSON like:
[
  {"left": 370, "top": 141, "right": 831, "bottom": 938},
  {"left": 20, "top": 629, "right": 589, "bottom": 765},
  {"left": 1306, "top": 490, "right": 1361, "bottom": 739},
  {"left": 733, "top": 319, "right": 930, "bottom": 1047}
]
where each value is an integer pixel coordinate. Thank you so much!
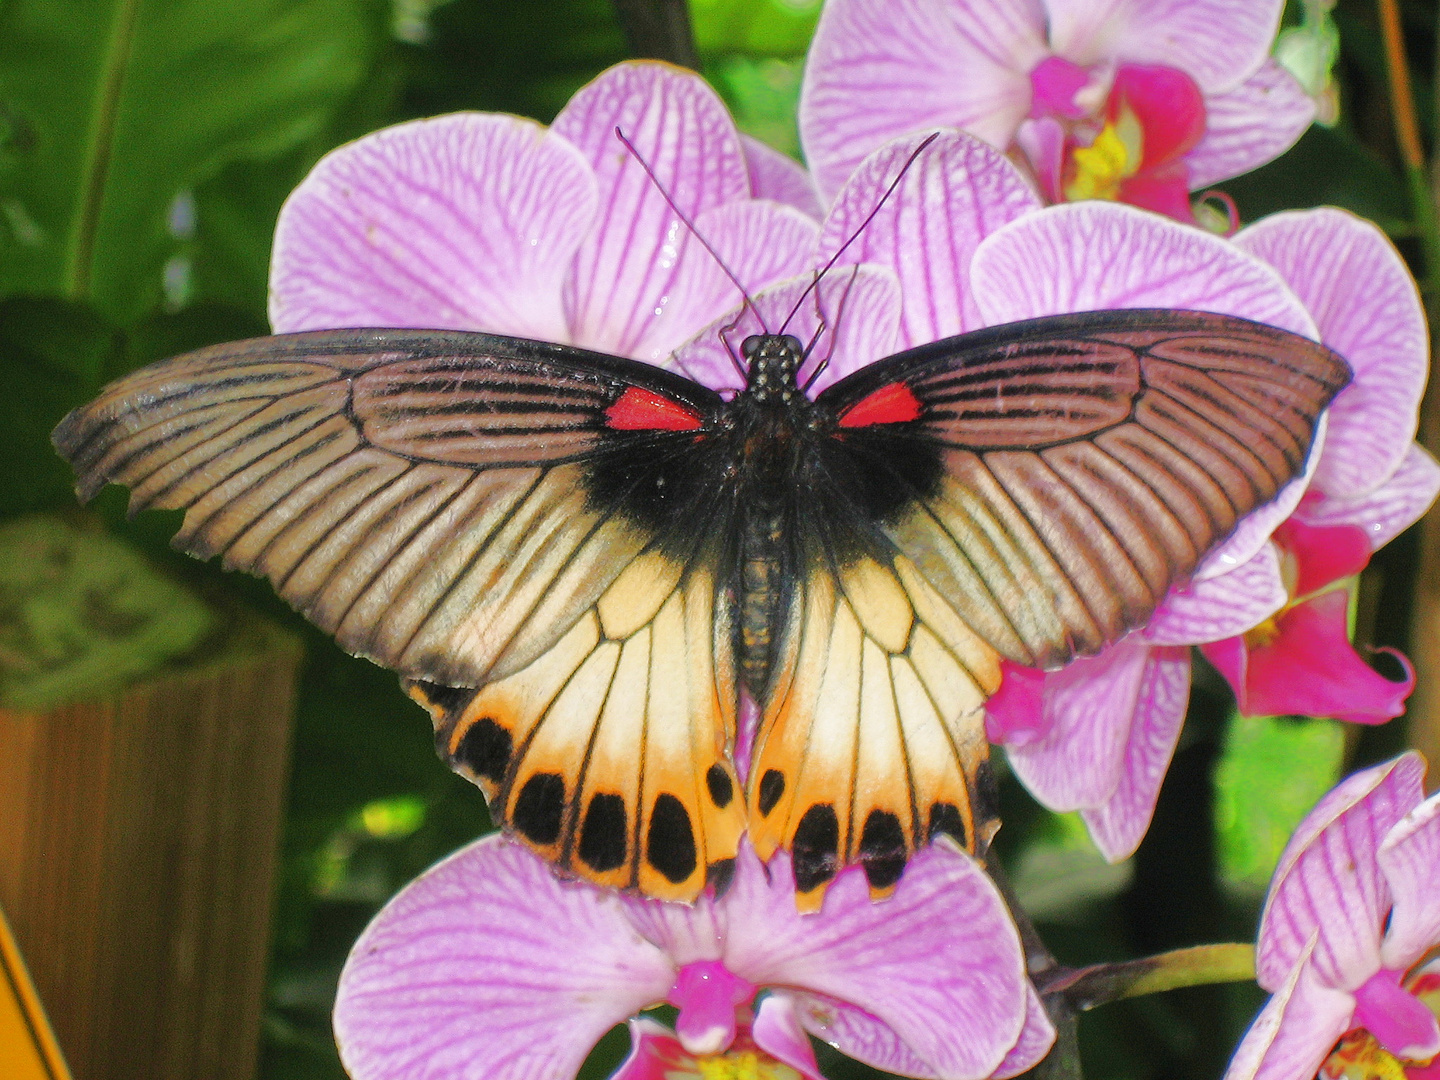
[
  {"left": 411, "top": 556, "right": 742, "bottom": 903},
  {"left": 747, "top": 553, "right": 1001, "bottom": 909}
]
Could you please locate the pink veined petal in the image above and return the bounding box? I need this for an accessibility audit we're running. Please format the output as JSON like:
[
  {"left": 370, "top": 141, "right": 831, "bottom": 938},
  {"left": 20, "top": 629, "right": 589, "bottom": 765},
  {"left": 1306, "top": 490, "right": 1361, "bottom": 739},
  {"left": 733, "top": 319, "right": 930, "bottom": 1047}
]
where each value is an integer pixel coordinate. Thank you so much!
[
  {"left": 1014, "top": 116, "right": 1066, "bottom": 202},
  {"left": 1144, "top": 543, "right": 1285, "bottom": 646},
  {"left": 971, "top": 200, "right": 1316, "bottom": 338},
  {"left": 1196, "top": 413, "right": 1325, "bottom": 581},
  {"left": 740, "top": 134, "right": 823, "bottom": 220},
  {"left": 553, "top": 62, "right": 750, "bottom": 362},
  {"left": 1271, "top": 518, "right": 1371, "bottom": 598},
  {"left": 1185, "top": 61, "right": 1316, "bottom": 189},
  {"left": 270, "top": 113, "right": 596, "bottom": 340},
  {"left": 644, "top": 199, "right": 820, "bottom": 367},
  {"left": 1236, "top": 208, "right": 1428, "bottom": 499},
  {"left": 816, "top": 130, "right": 1041, "bottom": 348},
  {"left": 1223, "top": 943, "right": 1357, "bottom": 1080},
  {"left": 1297, "top": 444, "right": 1440, "bottom": 552},
  {"left": 1080, "top": 645, "right": 1191, "bottom": 861},
  {"left": 1043, "top": 0, "right": 1285, "bottom": 95},
  {"left": 1353, "top": 969, "right": 1440, "bottom": 1061},
  {"left": 333, "top": 835, "right": 674, "bottom": 1080},
  {"left": 990, "top": 983, "right": 1060, "bottom": 1079},
  {"left": 985, "top": 660, "right": 1049, "bottom": 747},
  {"left": 1255, "top": 754, "right": 1425, "bottom": 992},
  {"left": 1003, "top": 637, "right": 1151, "bottom": 812},
  {"left": 1237, "top": 589, "right": 1414, "bottom": 725},
  {"left": 751, "top": 996, "right": 826, "bottom": 1080},
  {"left": 720, "top": 842, "right": 1029, "bottom": 1080},
  {"left": 667, "top": 266, "right": 903, "bottom": 395},
  {"left": 781, "top": 990, "right": 938, "bottom": 1079},
  {"left": 1378, "top": 793, "right": 1440, "bottom": 972},
  {"left": 799, "top": 0, "right": 1048, "bottom": 203},
  {"left": 613, "top": 1020, "right": 693, "bottom": 1080}
]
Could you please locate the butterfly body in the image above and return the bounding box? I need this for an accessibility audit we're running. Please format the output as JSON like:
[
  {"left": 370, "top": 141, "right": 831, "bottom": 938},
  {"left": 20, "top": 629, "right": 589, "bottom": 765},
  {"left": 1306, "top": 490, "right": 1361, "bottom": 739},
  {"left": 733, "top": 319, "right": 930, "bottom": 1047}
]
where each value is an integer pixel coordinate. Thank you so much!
[{"left": 53, "top": 310, "right": 1351, "bottom": 906}]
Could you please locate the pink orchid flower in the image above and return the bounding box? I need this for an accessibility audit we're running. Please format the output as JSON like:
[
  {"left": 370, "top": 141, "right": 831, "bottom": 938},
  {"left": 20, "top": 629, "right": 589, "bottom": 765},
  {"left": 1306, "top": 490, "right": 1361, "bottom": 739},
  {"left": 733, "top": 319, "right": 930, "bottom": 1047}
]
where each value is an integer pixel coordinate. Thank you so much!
[
  {"left": 1225, "top": 753, "right": 1440, "bottom": 1080},
  {"left": 333, "top": 835, "right": 1056, "bottom": 1080},
  {"left": 799, "top": 0, "right": 1316, "bottom": 221},
  {"left": 270, "top": 61, "right": 822, "bottom": 356}
]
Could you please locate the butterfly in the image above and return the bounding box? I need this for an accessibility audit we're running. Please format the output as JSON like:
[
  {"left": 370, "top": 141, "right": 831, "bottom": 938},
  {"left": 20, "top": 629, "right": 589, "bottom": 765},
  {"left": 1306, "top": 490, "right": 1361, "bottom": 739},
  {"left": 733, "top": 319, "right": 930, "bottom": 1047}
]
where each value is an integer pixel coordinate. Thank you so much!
[{"left": 52, "top": 309, "right": 1350, "bottom": 907}]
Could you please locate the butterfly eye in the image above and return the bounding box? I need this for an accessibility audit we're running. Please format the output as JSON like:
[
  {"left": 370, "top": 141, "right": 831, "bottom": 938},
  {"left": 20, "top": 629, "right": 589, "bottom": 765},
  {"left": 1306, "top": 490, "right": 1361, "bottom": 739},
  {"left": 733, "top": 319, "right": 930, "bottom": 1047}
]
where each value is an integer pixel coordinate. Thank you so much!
[
  {"left": 740, "top": 335, "right": 762, "bottom": 359},
  {"left": 782, "top": 335, "right": 804, "bottom": 356}
]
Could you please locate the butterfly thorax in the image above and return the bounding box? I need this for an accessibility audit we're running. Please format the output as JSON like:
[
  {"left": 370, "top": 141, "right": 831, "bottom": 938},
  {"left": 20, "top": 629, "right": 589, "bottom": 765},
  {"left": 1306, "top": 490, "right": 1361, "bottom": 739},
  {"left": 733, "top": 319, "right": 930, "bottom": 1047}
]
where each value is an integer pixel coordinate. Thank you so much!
[{"left": 731, "top": 334, "right": 817, "bottom": 697}]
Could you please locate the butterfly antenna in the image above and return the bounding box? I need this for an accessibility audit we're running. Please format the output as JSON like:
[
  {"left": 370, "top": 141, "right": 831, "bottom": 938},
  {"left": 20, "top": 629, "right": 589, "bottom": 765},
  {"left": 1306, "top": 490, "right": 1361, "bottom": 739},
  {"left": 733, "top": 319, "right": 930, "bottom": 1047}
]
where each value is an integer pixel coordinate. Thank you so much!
[
  {"left": 614, "top": 127, "right": 768, "bottom": 379},
  {"left": 780, "top": 131, "right": 940, "bottom": 335},
  {"left": 802, "top": 264, "right": 860, "bottom": 392}
]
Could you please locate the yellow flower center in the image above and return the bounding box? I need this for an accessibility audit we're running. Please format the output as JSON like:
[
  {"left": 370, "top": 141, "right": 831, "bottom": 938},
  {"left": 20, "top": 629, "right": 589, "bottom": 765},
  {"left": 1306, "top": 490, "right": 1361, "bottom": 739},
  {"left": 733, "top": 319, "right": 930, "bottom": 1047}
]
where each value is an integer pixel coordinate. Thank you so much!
[
  {"left": 1063, "top": 107, "right": 1144, "bottom": 202},
  {"left": 1243, "top": 616, "right": 1282, "bottom": 651},
  {"left": 685, "top": 1051, "right": 802, "bottom": 1080},
  {"left": 1321, "top": 1029, "right": 1415, "bottom": 1080}
]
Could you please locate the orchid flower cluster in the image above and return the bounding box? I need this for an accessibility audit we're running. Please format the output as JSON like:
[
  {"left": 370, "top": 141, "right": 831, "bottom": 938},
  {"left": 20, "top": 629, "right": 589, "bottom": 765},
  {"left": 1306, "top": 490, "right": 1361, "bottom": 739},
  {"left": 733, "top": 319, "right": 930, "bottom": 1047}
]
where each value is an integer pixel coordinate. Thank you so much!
[{"left": 268, "top": 1, "right": 1440, "bottom": 1078}]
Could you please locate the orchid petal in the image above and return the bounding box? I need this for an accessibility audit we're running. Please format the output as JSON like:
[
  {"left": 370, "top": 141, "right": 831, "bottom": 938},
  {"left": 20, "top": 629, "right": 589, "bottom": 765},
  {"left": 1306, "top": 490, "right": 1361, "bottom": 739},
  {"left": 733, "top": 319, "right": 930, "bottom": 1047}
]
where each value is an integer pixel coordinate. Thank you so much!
[
  {"left": 1196, "top": 413, "right": 1325, "bottom": 580},
  {"left": 990, "top": 983, "right": 1059, "bottom": 1079},
  {"left": 1378, "top": 792, "right": 1440, "bottom": 971},
  {"left": 1236, "top": 208, "right": 1428, "bottom": 499},
  {"left": 1297, "top": 444, "right": 1440, "bottom": 552},
  {"left": 752, "top": 996, "right": 826, "bottom": 1080},
  {"left": 270, "top": 113, "right": 595, "bottom": 340},
  {"left": 799, "top": 0, "right": 1047, "bottom": 202},
  {"left": 721, "top": 843, "right": 1029, "bottom": 1080},
  {"left": 1235, "top": 589, "right": 1414, "bottom": 725},
  {"left": 741, "top": 135, "right": 823, "bottom": 220},
  {"left": 1256, "top": 754, "right": 1424, "bottom": 991},
  {"left": 646, "top": 199, "right": 820, "bottom": 370},
  {"left": 1080, "top": 645, "right": 1191, "bottom": 861},
  {"left": 783, "top": 990, "right": 938, "bottom": 1079},
  {"left": 1144, "top": 544, "right": 1285, "bottom": 645},
  {"left": 668, "top": 266, "right": 903, "bottom": 394},
  {"left": 1185, "top": 61, "right": 1315, "bottom": 189},
  {"left": 1223, "top": 943, "right": 1356, "bottom": 1080},
  {"left": 817, "top": 130, "right": 1041, "bottom": 347},
  {"left": 985, "top": 661, "right": 1048, "bottom": 746},
  {"left": 613, "top": 1020, "right": 693, "bottom": 1080},
  {"left": 1274, "top": 519, "right": 1371, "bottom": 598},
  {"left": 972, "top": 201, "right": 1315, "bottom": 338},
  {"left": 334, "top": 835, "right": 673, "bottom": 1080},
  {"left": 1043, "top": 0, "right": 1284, "bottom": 95},
  {"left": 1353, "top": 969, "right": 1440, "bottom": 1061},
  {"left": 553, "top": 62, "right": 749, "bottom": 362},
  {"left": 1004, "top": 638, "right": 1150, "bottom": 811}
]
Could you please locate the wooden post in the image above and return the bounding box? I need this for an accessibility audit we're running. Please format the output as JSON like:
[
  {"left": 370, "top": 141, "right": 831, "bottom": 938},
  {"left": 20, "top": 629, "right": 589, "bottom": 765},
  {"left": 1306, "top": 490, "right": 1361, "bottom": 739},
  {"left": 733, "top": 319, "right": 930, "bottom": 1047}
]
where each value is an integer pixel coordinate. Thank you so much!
[{"left": 0, "top": 515, "right": 302, "bottom": 1080}]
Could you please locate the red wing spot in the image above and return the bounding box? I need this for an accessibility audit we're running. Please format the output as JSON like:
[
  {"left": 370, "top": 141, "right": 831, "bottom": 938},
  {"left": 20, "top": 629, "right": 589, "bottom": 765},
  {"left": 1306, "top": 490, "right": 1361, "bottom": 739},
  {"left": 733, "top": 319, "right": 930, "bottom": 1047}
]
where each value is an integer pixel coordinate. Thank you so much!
[
  {"left": 837, "top": 382, "right": 923, "bottom": 428},
  {"left": 606, "top": 386, "right": 704, "bottom": 432}
]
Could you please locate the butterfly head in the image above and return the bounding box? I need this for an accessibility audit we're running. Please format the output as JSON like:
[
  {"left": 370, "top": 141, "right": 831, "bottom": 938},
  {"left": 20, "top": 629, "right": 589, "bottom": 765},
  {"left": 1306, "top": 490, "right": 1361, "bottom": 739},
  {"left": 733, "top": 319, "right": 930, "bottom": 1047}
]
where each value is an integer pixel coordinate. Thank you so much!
[{"left": 741, "top": 334, "right": 805, "bottom": 404}]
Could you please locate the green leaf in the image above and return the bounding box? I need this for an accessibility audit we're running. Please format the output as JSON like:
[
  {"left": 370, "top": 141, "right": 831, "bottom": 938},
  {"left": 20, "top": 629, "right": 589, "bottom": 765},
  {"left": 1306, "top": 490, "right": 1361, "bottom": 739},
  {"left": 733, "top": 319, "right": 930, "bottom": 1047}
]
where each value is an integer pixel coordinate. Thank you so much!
[
  {"left": 0, "top": 0, "right": 377, "bottom": 323},
  {"left": 691, "top": 0, "right": 822, "bottom": 58},
  {"left": 1213, "top": 711, "right": 1345, "bottom": 894}
]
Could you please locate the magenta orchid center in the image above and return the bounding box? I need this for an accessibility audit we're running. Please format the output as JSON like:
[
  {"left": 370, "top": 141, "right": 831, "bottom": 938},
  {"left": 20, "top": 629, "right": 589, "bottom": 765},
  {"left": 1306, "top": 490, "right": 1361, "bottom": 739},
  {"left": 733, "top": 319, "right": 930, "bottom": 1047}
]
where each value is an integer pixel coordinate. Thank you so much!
[
  {"left": 1323, "top": 972, "right": 1440, "bottom": 1079},
  {"left": 1025, "top": 57, "right": 1207, "bottom": 221},
  {"left": 669, "top": 961, "right": 759, "bottom": 1057}
]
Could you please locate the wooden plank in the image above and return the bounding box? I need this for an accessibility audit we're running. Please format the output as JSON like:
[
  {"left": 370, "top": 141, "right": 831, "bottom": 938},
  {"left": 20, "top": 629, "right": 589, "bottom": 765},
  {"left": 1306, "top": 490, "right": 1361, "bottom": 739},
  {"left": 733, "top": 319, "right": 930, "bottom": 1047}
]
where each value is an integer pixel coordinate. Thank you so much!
[{"left": 0, "top": 516, "right": 302, "bottom": 1080}]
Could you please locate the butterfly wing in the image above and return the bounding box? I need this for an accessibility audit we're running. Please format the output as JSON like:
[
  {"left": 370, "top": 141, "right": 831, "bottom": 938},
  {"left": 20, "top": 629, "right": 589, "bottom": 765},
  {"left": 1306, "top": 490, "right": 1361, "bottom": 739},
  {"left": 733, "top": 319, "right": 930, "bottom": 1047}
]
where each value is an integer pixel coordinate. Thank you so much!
[
  {"left": 748, "top": 309, "right": 1351, "bottom": 905},
  {"left": 53, "top": 328, "right": 744, "bottom": 900}
]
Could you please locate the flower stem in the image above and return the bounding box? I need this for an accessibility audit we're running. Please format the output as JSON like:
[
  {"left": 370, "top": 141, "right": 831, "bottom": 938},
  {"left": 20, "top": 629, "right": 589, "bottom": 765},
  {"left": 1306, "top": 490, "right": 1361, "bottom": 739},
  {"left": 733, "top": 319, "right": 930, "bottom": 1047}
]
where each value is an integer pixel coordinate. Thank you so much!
[
  {"left": 1039, "top": 943, "right": 1257, "bottom": 1012},
  {"left": 1377, "top": 0, "right": 1440, "bottom": 303},
  {"left": 611, "top": 0, "right": 700, "bottom": 70}
]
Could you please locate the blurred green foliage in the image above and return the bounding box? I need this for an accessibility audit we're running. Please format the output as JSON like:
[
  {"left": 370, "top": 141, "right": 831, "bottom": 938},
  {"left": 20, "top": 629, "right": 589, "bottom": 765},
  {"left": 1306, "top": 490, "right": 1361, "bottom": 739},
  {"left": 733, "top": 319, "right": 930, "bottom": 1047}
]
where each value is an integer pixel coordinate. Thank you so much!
[{"left": 1, "top": 1, "right": 1436, "bottom": 1079}]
